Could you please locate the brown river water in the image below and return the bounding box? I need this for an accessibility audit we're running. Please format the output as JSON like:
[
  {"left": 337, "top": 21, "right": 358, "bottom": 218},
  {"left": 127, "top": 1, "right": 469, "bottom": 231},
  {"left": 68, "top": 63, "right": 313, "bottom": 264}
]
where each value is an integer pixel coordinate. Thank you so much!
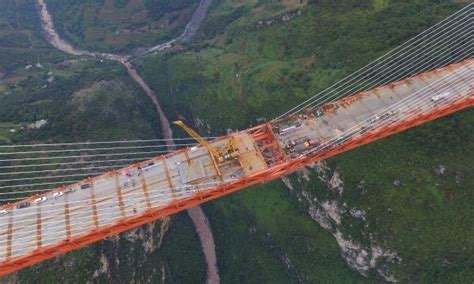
[{"left": 36, "top": 0, "right": 219, "bottom": 282}]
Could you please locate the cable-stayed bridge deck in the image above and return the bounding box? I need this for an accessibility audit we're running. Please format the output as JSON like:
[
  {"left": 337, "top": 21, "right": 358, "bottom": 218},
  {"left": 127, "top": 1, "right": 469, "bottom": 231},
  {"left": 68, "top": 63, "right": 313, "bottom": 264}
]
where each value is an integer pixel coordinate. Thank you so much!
[
  {"left": 272, "top": 59, "right": 473, "bottom": 161},
  {"left": 0, "top": 132, "right": 267, "bottom": 261},
  {"left": 0, "top": 58, "right": 471, "bottom": 274},
  {"left": 0, "top": 1, "right": 473, "bottom": 273}
]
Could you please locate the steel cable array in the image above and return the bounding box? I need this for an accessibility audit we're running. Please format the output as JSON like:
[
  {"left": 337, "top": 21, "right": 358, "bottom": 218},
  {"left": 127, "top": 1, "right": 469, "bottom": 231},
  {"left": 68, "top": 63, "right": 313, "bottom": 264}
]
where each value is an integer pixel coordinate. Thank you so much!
[
  {"left": 0, "top": 2, "right": 471, "bottom": 261},
  {"left": 2, "top": 67, "right": 472, "bottom": 254},
  {"left": 0, "top": 180, "right": 237, "bottom": 255},
  {"left": 277, "top": 3, "right": 472, "bottom": 119},
  {"left": 0, "top": 5, "right": 473, "bottom": 202},
  {"left": 0, "top": 139, "right": 210, "bottom": 202},
  {"left": 0, "top": 4, "right": 471, "bottom": 203},
  {"left": 1, "top": 62, "right": 471, "bottom": 239}
]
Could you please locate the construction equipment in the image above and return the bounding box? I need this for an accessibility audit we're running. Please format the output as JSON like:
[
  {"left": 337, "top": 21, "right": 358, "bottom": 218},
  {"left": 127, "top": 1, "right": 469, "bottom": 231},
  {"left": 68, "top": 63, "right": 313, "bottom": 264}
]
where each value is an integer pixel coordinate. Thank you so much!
[{"left": 173, "top": 121, "right": 240, "bottom": 164}]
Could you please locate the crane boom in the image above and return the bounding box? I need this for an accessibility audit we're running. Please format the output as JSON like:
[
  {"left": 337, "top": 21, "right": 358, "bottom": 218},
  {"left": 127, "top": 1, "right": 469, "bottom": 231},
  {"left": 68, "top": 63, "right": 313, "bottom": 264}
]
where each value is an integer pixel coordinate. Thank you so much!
[
  {"left": 172, "top": 120, "right": 220, "bottom": 158},
  {"left": 173, "top": 120, "right": 240, "bottom": 166}
]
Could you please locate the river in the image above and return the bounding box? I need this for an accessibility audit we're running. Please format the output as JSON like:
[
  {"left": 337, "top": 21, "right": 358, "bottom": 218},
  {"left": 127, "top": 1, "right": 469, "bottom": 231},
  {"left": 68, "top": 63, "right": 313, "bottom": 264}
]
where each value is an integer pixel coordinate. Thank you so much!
[{"left": 35, "top": 1, "right": 219, "bottom": 283}]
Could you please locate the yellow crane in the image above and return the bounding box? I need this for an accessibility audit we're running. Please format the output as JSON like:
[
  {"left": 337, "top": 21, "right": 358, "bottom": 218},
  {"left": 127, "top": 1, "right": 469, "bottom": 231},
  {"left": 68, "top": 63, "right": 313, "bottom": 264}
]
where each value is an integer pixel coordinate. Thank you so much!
[{"left": 173, "top": 121, "right": 240, "bottom": 165}]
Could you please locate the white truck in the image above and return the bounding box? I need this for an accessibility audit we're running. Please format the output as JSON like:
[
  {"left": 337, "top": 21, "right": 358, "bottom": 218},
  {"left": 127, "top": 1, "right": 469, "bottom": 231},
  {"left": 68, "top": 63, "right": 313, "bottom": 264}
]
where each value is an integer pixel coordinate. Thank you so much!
[{"left": 431, "top": 92, "right": 450, "bottom": 102}]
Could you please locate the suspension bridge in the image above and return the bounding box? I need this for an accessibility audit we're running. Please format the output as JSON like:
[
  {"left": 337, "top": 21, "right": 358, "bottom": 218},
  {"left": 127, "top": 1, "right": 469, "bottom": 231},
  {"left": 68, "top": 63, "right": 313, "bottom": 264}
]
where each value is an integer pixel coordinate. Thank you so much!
[{"left": 0, "top": 4, "right": 472, "bottom": 276}]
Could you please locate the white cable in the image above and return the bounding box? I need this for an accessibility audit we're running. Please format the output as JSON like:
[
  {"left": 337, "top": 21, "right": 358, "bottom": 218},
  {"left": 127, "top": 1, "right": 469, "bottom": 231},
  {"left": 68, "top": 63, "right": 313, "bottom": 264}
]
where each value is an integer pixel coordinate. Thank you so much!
[
  {"left": 0, "top": 144, "right": 196, "bottom": 176},
  {"left": 278, "top": 4, "right": 472, "bottom": 118},
  {"left": 0, "top": 159, "right": 172, "bottom": 195},
  {"left": 0, "top": 137, "right": 216, "bottom": 149},
  {"left": 0, "top": 150, "right": 167, "bottom": 163},
  {"left": 0, "top": 158, "right": 158, "bottom": 191},
  {"left": 4, "top": 77, "right": 473, "bottom": 250},
  {"left": 290, "top": 14, "right": 472, "bottom": 116},
  {"left": 0, "top": 180, "right": 91, "bottom": 190},
  {"left": 295, "top": 22, "right": 472, "bottom": 113},
  {"left": 277, "top": 4, "right": 472, "bottom": 119},
  {"left": 0, "top": 178, "right": 233, "bottom": 231},
  {"left": 303, "top": 66, "right": 472, "bottom": 158},
  {"left": 0, "top": 157, "right": 157, "bottom": 170},
  {"left": 307, "top": 64, "right": 473, "bottom": 154},
  {"left": 0, "top": 143, "right": 197, "bottom": 156},
  {"left": 0, "top": 171, "right": 117, "bottom": 183},
  {"left": 0, "top": 144, "right": 204, "bottom": 183},
  {"left": 0, "top": 188, "right": 74, "bottom": 196},
  {"left": 292, "top": 29, "right": 472, "bottom": 117},
  {"left": 0, "top": 179, "right": 236, "bottom": 249},
  {"left": 0, "top": 142, "right": 198, "bottom": 176},
  {"left": 0, "top": 164, "right": 131, "bottom": 177},
  {"left": 300, "top": 22, "right": 472, "bottom": 112}
]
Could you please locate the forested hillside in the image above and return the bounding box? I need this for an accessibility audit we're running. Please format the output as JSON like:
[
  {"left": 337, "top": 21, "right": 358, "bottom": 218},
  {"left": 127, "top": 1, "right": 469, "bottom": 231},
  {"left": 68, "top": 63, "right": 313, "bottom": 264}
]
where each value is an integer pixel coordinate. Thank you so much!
[{"left": 45, "top": 0, "right": 200, "bottom": 53}]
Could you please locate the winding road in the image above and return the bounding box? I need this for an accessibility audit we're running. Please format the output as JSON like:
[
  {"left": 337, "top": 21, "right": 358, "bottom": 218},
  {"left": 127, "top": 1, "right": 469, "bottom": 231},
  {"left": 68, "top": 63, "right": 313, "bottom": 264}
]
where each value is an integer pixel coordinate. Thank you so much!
[{"left": 36, "top": 0, "right": 219, "bottom": 283}]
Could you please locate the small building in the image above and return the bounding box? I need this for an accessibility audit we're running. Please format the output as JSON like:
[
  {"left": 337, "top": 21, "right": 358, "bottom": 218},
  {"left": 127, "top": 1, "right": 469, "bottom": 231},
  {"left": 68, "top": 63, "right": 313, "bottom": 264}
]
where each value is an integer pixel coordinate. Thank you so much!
[{"left": 30, "top": 119, "right": 48, "bottom": 129}]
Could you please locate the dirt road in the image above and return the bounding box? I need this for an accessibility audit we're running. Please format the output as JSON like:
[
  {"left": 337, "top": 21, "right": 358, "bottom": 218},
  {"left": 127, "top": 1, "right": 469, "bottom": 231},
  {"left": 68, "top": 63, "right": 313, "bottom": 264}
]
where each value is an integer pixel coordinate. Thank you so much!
[
  {"left": 144, "top": 0, "right": 214, "bottom": 55},
  {"left": 35, "top": 1, "right": 219, "bottom": 283}
]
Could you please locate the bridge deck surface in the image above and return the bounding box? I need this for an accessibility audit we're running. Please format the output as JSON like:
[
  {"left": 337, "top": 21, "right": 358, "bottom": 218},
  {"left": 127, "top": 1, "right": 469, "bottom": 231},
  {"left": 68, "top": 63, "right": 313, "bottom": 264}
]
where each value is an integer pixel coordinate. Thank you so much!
[
  {"left": 0, "top": 133, "right": 266, "bottom": 260},
  {"left": 273, "top": 59, "right": 473, "bottom": 158},
  {"left": 0, "top": 59, "right": 472, "bottom": 268}
]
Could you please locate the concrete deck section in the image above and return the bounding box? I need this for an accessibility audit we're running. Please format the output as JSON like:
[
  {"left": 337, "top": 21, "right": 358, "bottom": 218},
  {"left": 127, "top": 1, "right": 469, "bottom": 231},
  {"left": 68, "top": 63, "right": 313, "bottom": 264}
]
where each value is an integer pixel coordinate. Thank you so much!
[
  {"left": 273, "top": 59, "right": 473, "bottom": 157},
  {"left": 0, "top": 133, "right": 266, "bottom": 262}
]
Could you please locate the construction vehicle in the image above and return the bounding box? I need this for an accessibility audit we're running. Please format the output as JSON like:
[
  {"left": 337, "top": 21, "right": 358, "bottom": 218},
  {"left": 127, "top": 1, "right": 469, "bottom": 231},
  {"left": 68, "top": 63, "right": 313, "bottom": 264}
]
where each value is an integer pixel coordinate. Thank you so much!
[
  {"left": 275, "top": 121, "right": 302, "bottom": 136},
  {"left": 285, "top": 136, "right": 320, "bottom": 153},
  {"left": 431, "top": 92, "right": 451, "bottom": 102},
  {"left": 322, "top": 103, "right": 339, "bottom": 113},
  {"left": 173, "top": 121, "right": 240, "bottom": 164},
  {"left": 313, "top": 107, "right": 324, "bottom": 117}
]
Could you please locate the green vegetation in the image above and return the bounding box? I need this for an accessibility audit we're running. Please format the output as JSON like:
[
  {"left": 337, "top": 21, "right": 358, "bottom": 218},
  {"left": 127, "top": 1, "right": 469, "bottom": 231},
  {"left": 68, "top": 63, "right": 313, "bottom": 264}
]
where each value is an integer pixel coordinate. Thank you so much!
[
  {"left": 45, "top": 0, "right": 200, "bottom": 53},
  {"left": 204, "top": 183, "right": 366, "bottom": 283},
  {"left": 0, "top": 122, "right": 23, "bottom": 141},
  {"left": 159, "top": 213, "right": 207, "bottom": 283},
  {"left": 268, "top": 107, "right": 474, "bottom": 282},
  {"left": 16, "top": 246, "right": 100, "bottom": 283},
  {"left": 0, "top": 0, "right": 64, "bottom": 74},
  {"left": 139, "top": 0, "right": 469, "bottom": 131},
  {"left": 0, "top": 62, "right": 161, "bottom": 142},
  {"left": 16, "top": 213, "right": 206, "bottom": 283},
  {"left": 329, "top": 109, "right": 474, "bottom": 282}
]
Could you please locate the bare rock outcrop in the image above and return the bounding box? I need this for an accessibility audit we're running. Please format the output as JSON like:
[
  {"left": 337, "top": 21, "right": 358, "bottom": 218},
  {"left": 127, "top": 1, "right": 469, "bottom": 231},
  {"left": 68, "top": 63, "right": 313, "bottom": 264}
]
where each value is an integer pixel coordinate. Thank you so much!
[{"left": 283, "top": 162, "right": 401, "bottom": 282}]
